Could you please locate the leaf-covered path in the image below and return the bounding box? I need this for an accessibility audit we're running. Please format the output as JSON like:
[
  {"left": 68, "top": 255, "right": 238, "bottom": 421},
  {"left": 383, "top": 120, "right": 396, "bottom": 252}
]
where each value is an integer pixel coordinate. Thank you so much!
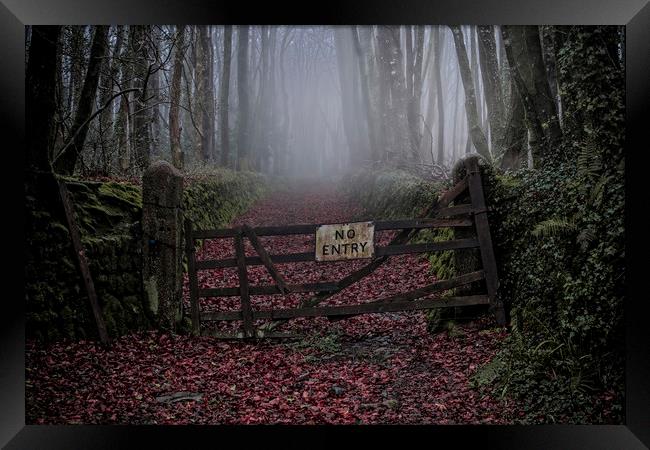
[{"left": 26, "top": 183, "right": 519, "bottom": 424}]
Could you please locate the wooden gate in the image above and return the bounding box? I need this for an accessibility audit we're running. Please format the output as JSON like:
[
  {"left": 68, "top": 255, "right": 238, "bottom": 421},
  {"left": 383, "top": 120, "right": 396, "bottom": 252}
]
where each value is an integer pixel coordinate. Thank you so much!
[{"left": 184, "top": 157, "right": 505, "bottom": 339}]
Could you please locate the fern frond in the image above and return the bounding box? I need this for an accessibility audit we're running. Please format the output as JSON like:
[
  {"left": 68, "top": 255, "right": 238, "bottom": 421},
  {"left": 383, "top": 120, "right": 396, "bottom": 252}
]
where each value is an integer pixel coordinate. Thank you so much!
[
  {"left": 532, "top": 217, "right": 577, "bottom": 238},
  {"left": 576, "top": 141, "right": 602, "bottom": 181},
  {"left": 587, "top": 174, "right": 612, "bottom": 208},
  {"left": 577, "top": 227, "right": 596, "bottom": 250}
]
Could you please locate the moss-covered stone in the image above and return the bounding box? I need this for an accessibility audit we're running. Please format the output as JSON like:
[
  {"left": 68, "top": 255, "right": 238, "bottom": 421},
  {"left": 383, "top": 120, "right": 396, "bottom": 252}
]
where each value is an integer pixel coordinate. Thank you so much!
[{"left": 26, "top": 169, "right": 269, "bottom": 343}]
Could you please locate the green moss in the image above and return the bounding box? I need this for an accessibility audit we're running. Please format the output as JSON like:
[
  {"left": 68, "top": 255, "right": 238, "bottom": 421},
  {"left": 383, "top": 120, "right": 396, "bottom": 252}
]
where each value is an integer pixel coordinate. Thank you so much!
[
  {"left": 183, "top": 168, "right": 267, "bottom": 231},
  {"left": 26, "top": 168, "right": 269, "bottom": 343},
  {"left": 339, "top": 168, "right": 446, "bottom": 220}
]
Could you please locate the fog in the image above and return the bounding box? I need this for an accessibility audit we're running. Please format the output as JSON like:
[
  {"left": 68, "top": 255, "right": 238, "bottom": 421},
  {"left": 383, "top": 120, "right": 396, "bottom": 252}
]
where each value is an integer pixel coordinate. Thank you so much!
[{"left": 32, "top": 25, "right": 520, "bottom": 178}]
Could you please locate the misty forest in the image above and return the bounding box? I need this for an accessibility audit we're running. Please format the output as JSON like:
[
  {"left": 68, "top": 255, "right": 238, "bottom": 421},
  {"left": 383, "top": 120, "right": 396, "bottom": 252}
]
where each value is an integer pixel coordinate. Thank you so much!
[{"left": 25, "top": 25, "right": 625, "bottom": 425}]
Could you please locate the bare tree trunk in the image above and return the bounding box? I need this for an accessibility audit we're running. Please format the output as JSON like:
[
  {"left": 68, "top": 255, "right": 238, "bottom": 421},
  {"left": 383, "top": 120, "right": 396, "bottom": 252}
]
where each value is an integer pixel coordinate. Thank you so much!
[
  {"left": 131, "top": 25, "right": 152, "bottom": 171},
  {"left": 352, "top": 26, "right": 379, "bottom": 162},
  {"left": 449, "top": 25, "right": 490, "bottom": 159},
  {"left": 219, "top": 25, "right": 232, "bottom": 167},
  {"left": 198, "top": 25, "right": 215, "bottom": 162},
  {"left": 150, "top": 26, "right": 162, "bottom": 162},
  {"left": 254, "top": 26, "right": 272, "bottom": 172},
  {"left": 452, "top": 74, "right": 461, "bottom": 158},
  {"left": 502, "top": 26, "right": 562, "bottom": 165},
  {"left": 523, "top": 26, "right": 562, "bottom": 151},
  {"left": 334, "top": 27, "right": 364, "bottom": 166},
  {"left": 406, "top": 26, "right": 425, "bottom": 158},
  {"left": 374, "top": 27, "right": 391, "bottom": 162},
  {"left": 236, "top": 25, "right": 251, "bottom": 170},
  {"left": 276, "top": 28, "right": 292, "bottom": 175},
  {"left": 26, "top": 26, "right": 61, "bottom": 175},
  {"left": 55, "top": 26, "right": 109, "bottom": 175},
  {"left": 169, "top": 25, "right": 185, "bottom": 169},
  {"left": 477, "top": 25, "right": 505, "bottom": 153},
  {"left": 266, "top": 27, "right": 278, "bottom": 173},
  {"left": 98, "top": 26, "right": 124, "bottom": 173},
  {"left": 469, "top": 27, "right": 486, "bottom": 135},
  {"left": 500, "top": 80, "right": 527, "bottom": 170},
  {"left": 434, "top": 27, "right": 446, "bottom": 164},
  {"left": 377, "top": 26, "right": 415, "bottom": 162},
  {"left": 540, "top": 25, "right": 561, "bottom": 129},
  {"left": 68, "top": 26, "right": 86, "bottom": 116},
  {"left": 501, "top": 25, "right": 546, "bottom": 165}
]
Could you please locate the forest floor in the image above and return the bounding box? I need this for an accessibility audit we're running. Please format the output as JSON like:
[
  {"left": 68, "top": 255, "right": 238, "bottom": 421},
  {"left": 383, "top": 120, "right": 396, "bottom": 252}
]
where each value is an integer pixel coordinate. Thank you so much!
[{"left": 26, "top": 182, "right": 522, "bottom": 425}]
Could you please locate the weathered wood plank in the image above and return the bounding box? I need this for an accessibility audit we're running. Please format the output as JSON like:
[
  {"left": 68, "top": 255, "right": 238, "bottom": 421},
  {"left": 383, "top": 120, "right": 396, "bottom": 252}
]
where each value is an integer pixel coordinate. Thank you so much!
[
  {"left": 196, "top": 252, "right": 313, "bottom": 270},
  {"left": 375, "top": 270, "right": 485, "bottom": 303},
  {"left": 242, "top": 224, "right": 290, "bottom": 294},
  {"left": 375, "top": 238, "right": 479, "bottom": 257},
  {"left": 437, "top": 176, "right": 469, "bottom": 206},
  {"left": 465, "top": 157, "right": 505, "bottom": 326},
  {"left": 435, "top": 204, "right": 474, "bottom": 217},
  {"left": 327, "top": 270, "right": 485, "bottom": 321},
  {"left": 184, "top": 219, "right": 201, "bottom": 336},
  {"left": 196, "top": 239, "right": 479, "bottom": 270},
  {"left": 201, "top": 295, "right": 489, "bottom": 321},
  {"left": 199, "top": 282, "right": 339, "bottom": 298},
  {"left": 374, "top": 217, "right": 473, "bottom": 230},
  {"left": 193, "top": 218, "right": 473, "bottom": 239},
  {"left": 234, "top": 229, "right": 254, "bottom": 337},
  {"left": 58, "top": 181, "right": 110, "bottom": 345}
]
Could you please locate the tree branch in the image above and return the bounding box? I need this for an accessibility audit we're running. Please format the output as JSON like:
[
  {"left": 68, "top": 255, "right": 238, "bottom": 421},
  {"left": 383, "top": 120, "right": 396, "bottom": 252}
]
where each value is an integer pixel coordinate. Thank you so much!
[{"left": 52, "top": 88, "right": 140, "bottom": 168}]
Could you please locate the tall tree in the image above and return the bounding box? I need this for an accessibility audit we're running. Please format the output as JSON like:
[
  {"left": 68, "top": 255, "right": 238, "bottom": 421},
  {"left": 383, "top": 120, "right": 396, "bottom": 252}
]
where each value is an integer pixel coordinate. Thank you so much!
[
  {"left": 236, "top": 25, "right": 251, "bottom": 170},
  {"left": 501, "top": 25, "right": 543, "bottom": 163},
  {"left": 477, "top": 25, "right": 505, "bottom": 153},
  {"left": 406, "top": 26, "right": 425, "bottom": 157},
  {"left": 169, "top": 25, "right": 186, "bottom": 169},
  {"left": 98, "top": 26, "right": 124, "bottom": 173},
  {"left": 352, "top": 26, "right": 379, "bottom": 162},
  {"left": 469, "top": 27, "right": 486, "bottom": 136},
  {"left": 377, "top": 26, "right": 415, "bottom": 162},
  {"left": 275, "top": 28, "right": 293, "bottom": 175},
  {"left": 219, "top": 25, "right": 233, "bottom": 167},
  {"left": 54, "top": 26, "right": 109, "bottom": 175},
  {"left": 149, "top": 26, "right": 162, "bottom": 161},
  {"left": 449, "top": 25, "right": 490, "bottom": 159},
  {"left": 540, "top": 25, "right": 561, "bottom": 128},
  {"left": 130, "top": 25, "right": 153, "bottom": 170},
  {"left": 26, "top": 26, "right": 61, "bottom": 176},
  {"left": 197, "top": 25, "right": 215, "bottom": 162},
  {"left": 114, "top": 27, "right": 135, "bottom": 173},
  {"left": 433, "top": 27, "right": 446, "bottom": 164},
  {"left": 67, "top": 26, "right": 87, "bottom": 116},
  {"left": 502, "top": 26, "right": 562, "bottom": 165},
  {"left": 334, "top": 27, "right": 363, "bottom": 166},
  {"left": 523, "top": 26, "right": 562, "bottom": 150},
  {"left": 499, "top": 81, "right": 527, "bottom": 170}
]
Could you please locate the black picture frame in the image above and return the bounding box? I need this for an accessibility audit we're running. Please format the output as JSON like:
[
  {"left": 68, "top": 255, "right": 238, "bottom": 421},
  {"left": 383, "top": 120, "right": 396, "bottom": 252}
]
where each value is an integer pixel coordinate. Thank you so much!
[{"left": 5, "top": 0, "right": 649, "bottom": 448}]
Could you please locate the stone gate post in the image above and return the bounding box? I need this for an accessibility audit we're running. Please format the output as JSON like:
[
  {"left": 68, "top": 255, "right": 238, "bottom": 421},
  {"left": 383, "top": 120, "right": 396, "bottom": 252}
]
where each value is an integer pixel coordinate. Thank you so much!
[{"left": 142, "top": 161, "right": 184, "bottom": 332}]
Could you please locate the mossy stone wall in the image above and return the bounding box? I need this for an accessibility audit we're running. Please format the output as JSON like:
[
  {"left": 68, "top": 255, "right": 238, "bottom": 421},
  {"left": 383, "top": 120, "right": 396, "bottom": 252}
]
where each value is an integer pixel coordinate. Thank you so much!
[{"left": 25, "top": 169, "right": 268, "bottom": 342}]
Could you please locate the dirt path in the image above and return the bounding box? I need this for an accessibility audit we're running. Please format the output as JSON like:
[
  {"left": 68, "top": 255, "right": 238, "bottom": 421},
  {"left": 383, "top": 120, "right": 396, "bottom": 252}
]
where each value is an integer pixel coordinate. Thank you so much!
[{"left": 26, "top": 183, "right": 518, "bottom": 424}]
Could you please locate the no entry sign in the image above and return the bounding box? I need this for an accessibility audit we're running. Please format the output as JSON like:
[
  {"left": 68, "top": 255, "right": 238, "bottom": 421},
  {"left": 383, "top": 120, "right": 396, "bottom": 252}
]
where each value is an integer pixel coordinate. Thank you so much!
[{"left": 315, "top": 221, "right": 375, "bottom": 262}]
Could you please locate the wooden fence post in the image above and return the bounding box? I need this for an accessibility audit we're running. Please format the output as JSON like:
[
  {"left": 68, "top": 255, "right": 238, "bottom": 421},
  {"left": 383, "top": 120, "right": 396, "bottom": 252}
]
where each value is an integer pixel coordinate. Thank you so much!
[
  {"left": 58, "top": 180, "right": 110, "bottom": 345},
  {"left": 464, "top": 156, "right": 506, "bottom": 326},
  {"left": 234, "top": 228, "right": 255, "bottom": 338},
  {"left": 185, "top": 219, "right": 201, "bottom": 336}
]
